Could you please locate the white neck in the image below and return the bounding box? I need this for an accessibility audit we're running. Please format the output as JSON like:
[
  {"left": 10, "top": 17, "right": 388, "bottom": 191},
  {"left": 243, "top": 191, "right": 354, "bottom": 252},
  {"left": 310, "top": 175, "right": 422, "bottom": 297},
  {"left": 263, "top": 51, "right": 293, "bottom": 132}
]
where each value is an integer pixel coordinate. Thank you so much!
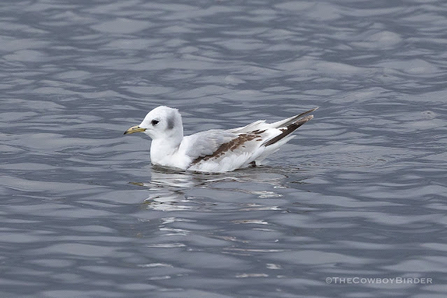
[{"left": 150, "top": 137, "right": 182, "bottom": 166}]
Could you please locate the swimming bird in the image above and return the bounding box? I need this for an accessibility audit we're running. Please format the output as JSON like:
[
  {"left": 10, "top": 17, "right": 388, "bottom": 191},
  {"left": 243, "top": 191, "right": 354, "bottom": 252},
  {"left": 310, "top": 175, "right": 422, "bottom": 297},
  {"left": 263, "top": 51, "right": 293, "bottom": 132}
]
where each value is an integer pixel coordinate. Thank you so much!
[{"left": 124, "top": 106, "right": 317, "bottom": 173}]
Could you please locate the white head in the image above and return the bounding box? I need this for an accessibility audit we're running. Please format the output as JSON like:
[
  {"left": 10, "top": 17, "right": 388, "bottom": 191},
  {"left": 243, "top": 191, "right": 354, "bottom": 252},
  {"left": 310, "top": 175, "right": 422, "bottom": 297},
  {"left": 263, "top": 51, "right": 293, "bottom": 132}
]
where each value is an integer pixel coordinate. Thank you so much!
[{"left": 124, "top": 106, "right": 183, "bottom": 143}]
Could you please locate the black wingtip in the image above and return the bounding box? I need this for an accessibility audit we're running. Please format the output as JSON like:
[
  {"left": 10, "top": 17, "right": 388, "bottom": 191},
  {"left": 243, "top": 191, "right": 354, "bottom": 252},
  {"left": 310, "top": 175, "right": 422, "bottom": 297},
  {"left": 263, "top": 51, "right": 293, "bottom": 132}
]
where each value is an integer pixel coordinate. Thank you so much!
[
  {"left": 298, "top": 107, "right": 318, "bottom": 118},
  {"left": 263, "top": 114, "right": 315, "bottom": 147}
]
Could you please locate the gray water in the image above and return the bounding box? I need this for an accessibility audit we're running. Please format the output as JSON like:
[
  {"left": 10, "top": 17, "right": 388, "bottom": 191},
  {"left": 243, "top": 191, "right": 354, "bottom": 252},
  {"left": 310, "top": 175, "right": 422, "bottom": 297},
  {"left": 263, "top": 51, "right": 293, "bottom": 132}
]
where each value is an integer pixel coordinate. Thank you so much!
[{"left": 1, "top": 0, "right": 446, "bottom": 297}]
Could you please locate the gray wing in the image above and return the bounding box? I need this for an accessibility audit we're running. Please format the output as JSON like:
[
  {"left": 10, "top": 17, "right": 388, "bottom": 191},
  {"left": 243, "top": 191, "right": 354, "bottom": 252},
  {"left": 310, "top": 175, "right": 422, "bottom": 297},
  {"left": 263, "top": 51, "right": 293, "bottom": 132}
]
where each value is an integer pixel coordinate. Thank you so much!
[{"left": 180, "top": 129, "right": 238, "bottom": 161}]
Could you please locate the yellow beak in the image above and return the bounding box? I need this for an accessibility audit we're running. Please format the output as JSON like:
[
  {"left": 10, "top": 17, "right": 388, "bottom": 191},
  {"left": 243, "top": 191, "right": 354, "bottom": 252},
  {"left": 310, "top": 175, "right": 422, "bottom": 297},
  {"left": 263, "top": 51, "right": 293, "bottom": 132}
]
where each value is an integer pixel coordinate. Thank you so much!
[{"left": 124, "top": 125, "right": 146, "bottom": 135}]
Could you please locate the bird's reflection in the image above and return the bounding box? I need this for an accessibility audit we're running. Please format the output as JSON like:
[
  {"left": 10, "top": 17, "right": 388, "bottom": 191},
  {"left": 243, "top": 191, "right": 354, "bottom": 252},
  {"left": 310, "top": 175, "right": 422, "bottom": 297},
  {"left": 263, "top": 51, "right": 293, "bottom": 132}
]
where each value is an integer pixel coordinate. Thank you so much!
[{"left": 131, "top": 165, "right": 309, "bottom": 211}]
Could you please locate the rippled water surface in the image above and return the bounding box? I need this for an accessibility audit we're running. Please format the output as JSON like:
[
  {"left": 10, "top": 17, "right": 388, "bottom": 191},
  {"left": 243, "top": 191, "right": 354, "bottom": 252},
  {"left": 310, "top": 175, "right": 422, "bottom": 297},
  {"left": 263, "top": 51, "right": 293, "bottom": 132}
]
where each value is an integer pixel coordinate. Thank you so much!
[{"left": 1, "top": 0, "right": 447, "bottom": 297}]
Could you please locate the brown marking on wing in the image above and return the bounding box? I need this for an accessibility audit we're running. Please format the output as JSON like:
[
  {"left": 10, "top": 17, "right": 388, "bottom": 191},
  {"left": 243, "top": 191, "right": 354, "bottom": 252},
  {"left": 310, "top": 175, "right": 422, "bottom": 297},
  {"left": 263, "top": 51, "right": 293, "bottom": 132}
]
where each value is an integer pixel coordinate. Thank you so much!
[{"left": 191, "top": 130, "right": 265, "bottom": 165}]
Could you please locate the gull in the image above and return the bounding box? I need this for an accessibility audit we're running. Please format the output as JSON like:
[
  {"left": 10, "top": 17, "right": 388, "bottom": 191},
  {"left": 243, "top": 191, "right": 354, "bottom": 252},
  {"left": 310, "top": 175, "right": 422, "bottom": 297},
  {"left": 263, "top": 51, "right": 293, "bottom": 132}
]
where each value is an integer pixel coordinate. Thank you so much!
[{"left": 124, "top": 106, "right": 317, "bottom": 173}]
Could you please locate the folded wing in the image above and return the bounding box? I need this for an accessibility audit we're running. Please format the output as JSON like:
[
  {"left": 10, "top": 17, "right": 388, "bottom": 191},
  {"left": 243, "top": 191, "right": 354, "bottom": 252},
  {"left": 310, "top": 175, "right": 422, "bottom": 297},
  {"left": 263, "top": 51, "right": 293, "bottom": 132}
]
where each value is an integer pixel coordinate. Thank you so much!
[{"left": 181, "top": 108, "right": 317, "bottom": 172}]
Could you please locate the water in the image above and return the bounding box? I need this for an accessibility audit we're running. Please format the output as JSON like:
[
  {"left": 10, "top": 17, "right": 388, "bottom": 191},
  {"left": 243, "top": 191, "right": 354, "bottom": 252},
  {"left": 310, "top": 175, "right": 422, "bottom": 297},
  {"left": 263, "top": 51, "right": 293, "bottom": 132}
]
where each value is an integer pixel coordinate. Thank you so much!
[{"left": 1, "top": 0, "right": 446, "bottom": 297}]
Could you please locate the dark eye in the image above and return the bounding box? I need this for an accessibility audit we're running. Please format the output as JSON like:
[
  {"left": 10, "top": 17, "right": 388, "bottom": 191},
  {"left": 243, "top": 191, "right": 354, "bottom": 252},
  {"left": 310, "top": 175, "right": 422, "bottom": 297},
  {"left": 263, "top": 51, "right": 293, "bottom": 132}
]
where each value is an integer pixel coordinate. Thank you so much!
[{"left": 151, "top": 119, "right": 159, "bottom": 126}]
